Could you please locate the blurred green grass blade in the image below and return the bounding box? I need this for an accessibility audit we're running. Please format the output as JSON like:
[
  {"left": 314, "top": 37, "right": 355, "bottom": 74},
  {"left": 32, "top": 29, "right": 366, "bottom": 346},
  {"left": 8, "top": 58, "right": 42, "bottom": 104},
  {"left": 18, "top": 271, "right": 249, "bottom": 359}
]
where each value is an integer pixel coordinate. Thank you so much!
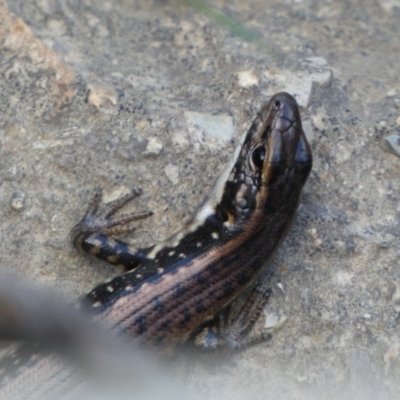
[{"left": 183, "top": 0, "right": 284, "bottom": 59}]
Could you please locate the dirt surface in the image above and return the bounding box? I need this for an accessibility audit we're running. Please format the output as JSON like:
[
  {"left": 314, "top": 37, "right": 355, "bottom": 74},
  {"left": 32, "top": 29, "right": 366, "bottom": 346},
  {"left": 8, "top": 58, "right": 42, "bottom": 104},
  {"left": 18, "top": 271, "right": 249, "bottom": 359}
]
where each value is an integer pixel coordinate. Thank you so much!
[{"left": 1, "top": 0, "right": 400, "bottom": 399}]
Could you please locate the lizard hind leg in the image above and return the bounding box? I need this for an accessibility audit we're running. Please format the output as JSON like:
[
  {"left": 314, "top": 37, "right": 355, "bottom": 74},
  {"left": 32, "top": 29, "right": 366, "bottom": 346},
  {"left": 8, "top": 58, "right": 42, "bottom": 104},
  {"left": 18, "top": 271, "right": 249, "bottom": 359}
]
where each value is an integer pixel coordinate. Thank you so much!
[{"left": 193, "top": 281, "right": 273, "bottom": 351}]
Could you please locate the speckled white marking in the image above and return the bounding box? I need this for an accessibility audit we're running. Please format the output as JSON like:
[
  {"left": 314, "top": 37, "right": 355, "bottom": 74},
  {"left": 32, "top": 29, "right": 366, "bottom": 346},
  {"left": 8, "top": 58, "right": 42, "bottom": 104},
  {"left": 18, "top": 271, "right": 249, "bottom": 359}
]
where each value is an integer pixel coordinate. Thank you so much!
[
  {"left": 92, "top": 238, "right": 103, "bottom": 247},
  {"left": 125, "top": 285, "right": 133, "bottom": 291},
  {"left": 106, "top": 285, "right": 114, "bottom": 293},
  {"left": 89, "top": 246, "right": 100, "bottom": 256},
  {"left": 92, "top": 301, "right": 102, "bottom": 308},
  {"left": 107, "top": 255, "right": 118, "bottom": 264},
  {"left": 168, "top": 250, "right": 175, "bottom": 256},
  {"left": 194, "top": 204, "right": 215, "bottom": 224},
  {"left": 179, "top": 253, "right": 186, "bottom": 258},
  {"left": 136, "top": 274, "right": 142, "bottom": 278},
  {"left": 196, "top": 241, "right": 202, "bottom": 247},
  {"left": 157, "top": 267, "right": 164, "bottom": 273},
  {"left": 212, "top": 232, "right": 219, "bottom": 239},
  {"left": 191, "top": 128, "right": 249, "bottom": 228},
  {"left": 146, "top": 231, "right": 186, "bottom": 259},
  {"left": 145, "top": 119, "right": 253, "bottom": 260}
]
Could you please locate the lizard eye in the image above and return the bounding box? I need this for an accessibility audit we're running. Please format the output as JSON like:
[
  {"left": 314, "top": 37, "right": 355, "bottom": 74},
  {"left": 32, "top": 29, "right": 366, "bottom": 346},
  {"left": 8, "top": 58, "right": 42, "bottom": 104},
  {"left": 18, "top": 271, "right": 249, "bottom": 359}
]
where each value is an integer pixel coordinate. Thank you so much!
[{"left": 251, "top": 146, "right": 265, "bottom": 170}]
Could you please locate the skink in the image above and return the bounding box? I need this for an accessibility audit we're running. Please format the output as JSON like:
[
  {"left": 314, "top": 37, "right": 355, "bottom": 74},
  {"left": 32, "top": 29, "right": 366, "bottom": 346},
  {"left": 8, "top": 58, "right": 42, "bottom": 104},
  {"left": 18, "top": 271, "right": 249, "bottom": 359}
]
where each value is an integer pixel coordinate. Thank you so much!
[
  {"left": 0, "top": 92, "right": 312, "bottom": 398},
  {"left": 73, "top": 91, "right": 313, "bottom": 349}
]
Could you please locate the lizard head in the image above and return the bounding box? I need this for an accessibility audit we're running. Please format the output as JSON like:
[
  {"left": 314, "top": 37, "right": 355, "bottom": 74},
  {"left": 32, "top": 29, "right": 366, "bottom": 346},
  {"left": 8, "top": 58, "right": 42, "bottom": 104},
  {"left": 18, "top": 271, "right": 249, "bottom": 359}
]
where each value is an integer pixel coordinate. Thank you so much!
[{"left": 210, "top": 92, "right": 313, "bottom": 226}]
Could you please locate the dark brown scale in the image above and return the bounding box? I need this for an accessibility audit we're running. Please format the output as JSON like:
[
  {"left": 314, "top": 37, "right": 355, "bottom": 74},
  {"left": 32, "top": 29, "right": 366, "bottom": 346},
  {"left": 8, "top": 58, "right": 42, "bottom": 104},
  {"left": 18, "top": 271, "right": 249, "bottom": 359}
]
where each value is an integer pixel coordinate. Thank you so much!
[{"left": 72, "top": 92, "right": 312, "bottom": 349}]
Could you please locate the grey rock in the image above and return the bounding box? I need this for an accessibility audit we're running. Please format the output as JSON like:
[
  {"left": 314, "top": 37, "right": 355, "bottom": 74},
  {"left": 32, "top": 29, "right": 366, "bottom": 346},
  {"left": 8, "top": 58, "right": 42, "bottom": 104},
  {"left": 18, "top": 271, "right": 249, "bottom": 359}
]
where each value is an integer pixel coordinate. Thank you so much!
[{"left": 385, "top": 135, "right": 400, "bottom": 157}]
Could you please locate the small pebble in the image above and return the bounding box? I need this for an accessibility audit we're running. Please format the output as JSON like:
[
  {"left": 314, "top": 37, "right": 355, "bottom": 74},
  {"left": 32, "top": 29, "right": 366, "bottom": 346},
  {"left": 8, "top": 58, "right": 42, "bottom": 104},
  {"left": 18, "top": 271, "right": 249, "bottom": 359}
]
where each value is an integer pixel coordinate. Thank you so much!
[
  {"left": 184, "top": 112, "right": 234, "bottom": 141},
  {"left": 385, "top": 135, "right": 400, "bottom": 158},
  {"left": 10, "top": 192, "right": 25, "bottom": 211},
  {"left": 145, "top": 137, "right": 163, "bottom": 155},
  {"left": 88, "top": 83, "right": 118, "bottom": 109},
  {"left": 304, "top": 56, "right": 328, "bottom": 68},
  {"left": 306, "top": 228, "right": 318, "bottom": 239},
  {"left": 164, "top": 164, "right": 180, "bottom": 185},
  {"left": 237, "top": 70, "right": 259, "bottom": 88}
]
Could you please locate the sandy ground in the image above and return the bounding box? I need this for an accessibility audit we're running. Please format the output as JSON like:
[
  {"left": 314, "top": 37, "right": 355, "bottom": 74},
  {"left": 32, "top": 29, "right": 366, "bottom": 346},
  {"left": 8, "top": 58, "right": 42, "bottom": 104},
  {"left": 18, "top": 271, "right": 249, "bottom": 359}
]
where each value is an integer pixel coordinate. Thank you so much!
[{"left": 1, "top": 0, "right": 400, "bottom": 399}]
